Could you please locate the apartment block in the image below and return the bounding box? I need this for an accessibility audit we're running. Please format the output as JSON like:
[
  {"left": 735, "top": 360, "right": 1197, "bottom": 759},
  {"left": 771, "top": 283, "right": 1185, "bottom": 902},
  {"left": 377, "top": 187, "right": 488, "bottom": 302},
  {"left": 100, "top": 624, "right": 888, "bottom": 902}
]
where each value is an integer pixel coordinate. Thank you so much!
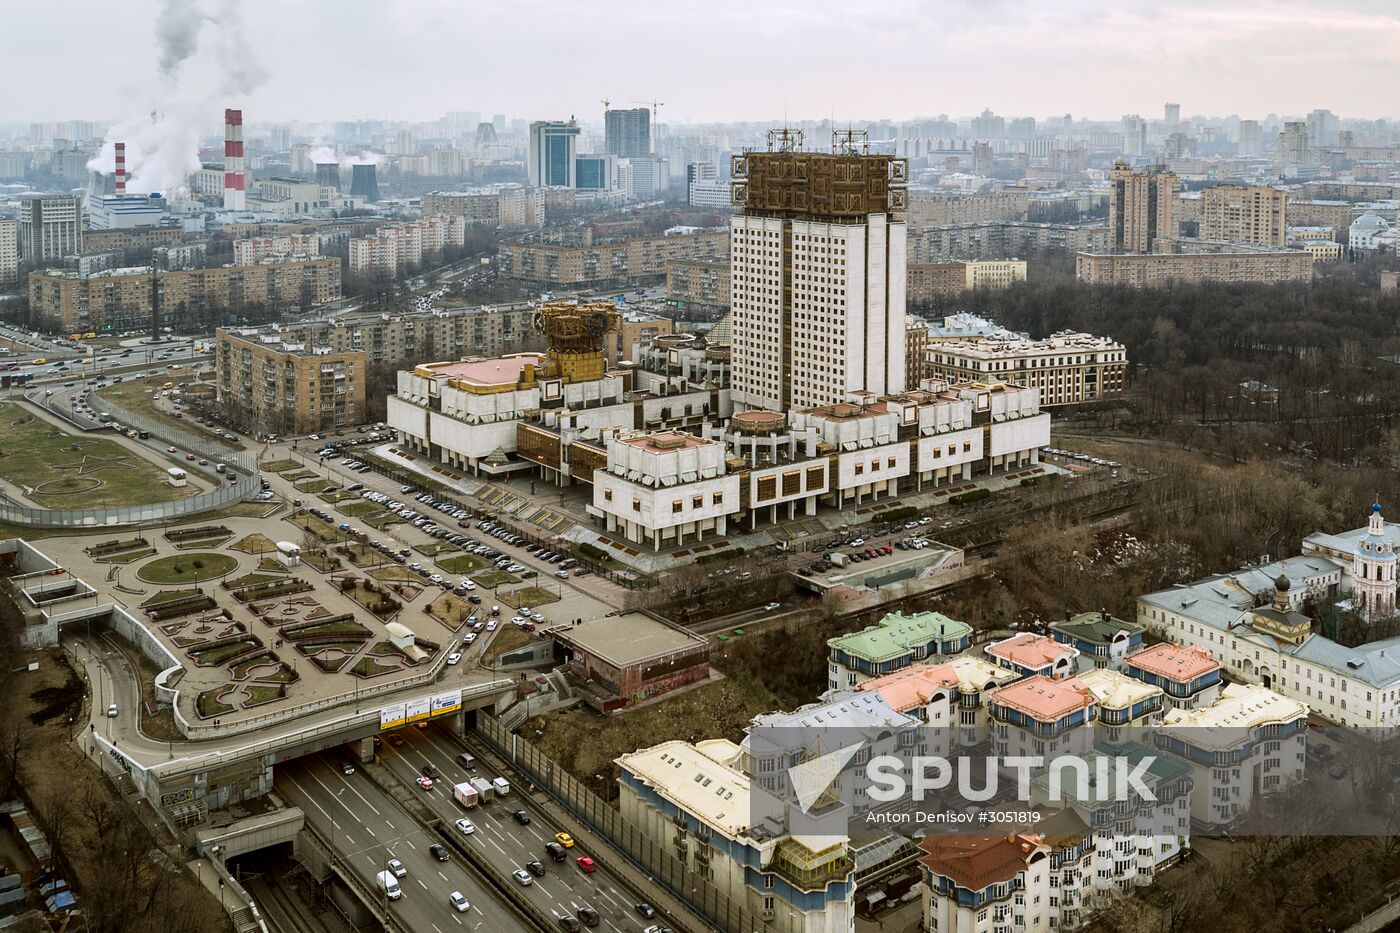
[
  {"left": 666, "top": 256, "right": 731, "bottom": 312},
  {"left": 925, "top": 330, "right": 1127, "bottom": 406},
  {"left": 422, "top": 186, "right": 544, "bottom": 230},
  {"left": 908, "top": 221, "right": 1108, "bottom": 262},
  {"left": 497, "top": 229, "right": 729, "bottom": 286},
  {"left": 214, "top": 328, "right": 366, "bottom": 434},
  {"left": 28, "top": 258, "right": 341, "bottom": 332},
  {"left": 1200, "top": 185, "right": 1288, "bottom": 247},
  {"left": 1108, "top": 160, "right": 1178, "bottom": 253},
  {"left": 0, "top": 219, "right": 16, "bottom": 287},
  {"left": 17, "top": 195, "right": 82, "bottom": 263},
  {"left": 348, "top": 215, "right": 466, "bottom": 275},
  {"left": 233, "top": 234, "right": 321, "bottom": 266},
  {"left": 81, "top": 225, "right": 183, "bottom": 255},
  {"left": 907, "top": 189, "right": 1029, "bottom": 227},
  {"left": 907, "top": 259, "right": 1027, "bottom": 304},
  {"left": 1075, "top": 250, "right": 1314, "bottom": 286}
]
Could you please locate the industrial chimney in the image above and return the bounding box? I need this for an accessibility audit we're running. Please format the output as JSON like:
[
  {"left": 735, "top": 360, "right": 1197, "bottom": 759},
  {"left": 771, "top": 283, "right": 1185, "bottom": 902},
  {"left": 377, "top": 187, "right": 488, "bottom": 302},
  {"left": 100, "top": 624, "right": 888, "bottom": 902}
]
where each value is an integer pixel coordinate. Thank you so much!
[
  {"left": 223, "top": 108, "right": 246, "bottom": 210},
  {"left": 350, "top": 163, "right": 379, "bottom": 203},
  {"left": 113, "top": 142, "right": 127, "bottom": 197}
]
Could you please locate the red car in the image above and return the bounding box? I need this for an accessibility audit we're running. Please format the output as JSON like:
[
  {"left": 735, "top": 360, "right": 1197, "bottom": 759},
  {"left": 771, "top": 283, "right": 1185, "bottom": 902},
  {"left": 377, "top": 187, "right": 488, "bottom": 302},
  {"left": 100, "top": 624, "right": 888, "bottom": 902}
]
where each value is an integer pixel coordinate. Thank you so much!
[
  {"left": 416, "top": 775, "right": 434, "bottom": 790},
  {"left": 879, "top": 545, "right": 892, "bottom": 555},
  {"left": 575, "top": 856, "right": 596, "bottom": 873}
]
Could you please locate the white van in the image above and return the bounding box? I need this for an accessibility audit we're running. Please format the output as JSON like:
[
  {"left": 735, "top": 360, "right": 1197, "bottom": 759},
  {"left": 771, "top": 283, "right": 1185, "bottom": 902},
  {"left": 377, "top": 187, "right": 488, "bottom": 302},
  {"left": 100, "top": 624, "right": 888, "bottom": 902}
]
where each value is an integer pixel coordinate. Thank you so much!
[
  {"left": 375, "top": 870, "right": 401, "bottom": 900},
  {"left": 491, "top": 776, "right": 511, "bottom": 796}
]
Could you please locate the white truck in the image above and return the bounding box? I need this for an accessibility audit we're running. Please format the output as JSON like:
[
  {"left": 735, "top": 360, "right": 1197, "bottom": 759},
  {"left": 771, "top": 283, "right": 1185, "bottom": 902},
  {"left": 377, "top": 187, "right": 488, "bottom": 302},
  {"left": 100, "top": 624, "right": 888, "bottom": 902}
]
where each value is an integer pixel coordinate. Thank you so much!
[
  {"left": 376, "top": 870, "right": 401, "bottom": 901},
  {"left": 452, "top": 782, "right": 479, "bottom": 808},
  {"left": 491, "top": 776, "right": 511, "bottom": 796},
  {"left": 829, "top": 552, "right": 849, "bottom": 568},
  {"left": 469, "top": 776, "right": 494, "bottom": 803}
]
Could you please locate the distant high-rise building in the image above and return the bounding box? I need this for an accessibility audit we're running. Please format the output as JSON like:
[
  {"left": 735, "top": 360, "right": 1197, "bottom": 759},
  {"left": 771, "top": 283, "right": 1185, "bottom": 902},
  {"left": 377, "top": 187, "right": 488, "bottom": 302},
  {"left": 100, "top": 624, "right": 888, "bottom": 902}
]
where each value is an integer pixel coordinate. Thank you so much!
[
  {"left": 528, "top": 120, "right": 580, "bottom": 187},
  {"left": 474, "top": 122, "right": 498, "bottom": 147},
  {"left": 17, "top": 194, "right": 82, "bottom": 263},
  {"left": 972, "top": 142, "right": 994, "bottom": 176},
  {"left": 575, "top": 155, "right": 614, "bottom": 190},
  {"left": 1121, "top": 114, "right": 1147, "bottom": 157},
  {"left": 1165, "top": 102, "right": 1180, "bottom": 129},
  {"left": 730, "top": 133, "right": 909, "bottom": 412},
  {"left": 349, "top": 163, "right": 379, "bottom": 202},
  {"left": 971, "top": 109, "right": 1005, "bottom": 139},
  {"left": 291, "top": 143, "right": 313, "bottom": 175},
  {"left": 1007, "top": 116, "right": 1035, "bottom": 140},
  {"left": 315, "top": 162, "right": 341, "bottom": 190},
  {"left": 1238, "top": 120, "right": 1262, "bottom": 156},
  {"left": 1108, "top": 159, "right": 1178, "bottom": 253},
  {"left": 0, "top": 219, "right": 17, "bottom": 286},
  {"left": 604, "top": 108, "right": 651, "bottom": 159},
  {"left": 1163, "top": 132, "right": 1194, "bottom": 160},
  {"left": 1201, "top": 185, "right": 1288, "bottom": 247},
  {"left": 394, "top": 129, "right": 415, "bottom": 156},
  {"left": 1306, "top": 108, "right": 1339, "bottom": 147},
  {"left": 1278, "top": 122, "right": 1311, "bottom": 175}
]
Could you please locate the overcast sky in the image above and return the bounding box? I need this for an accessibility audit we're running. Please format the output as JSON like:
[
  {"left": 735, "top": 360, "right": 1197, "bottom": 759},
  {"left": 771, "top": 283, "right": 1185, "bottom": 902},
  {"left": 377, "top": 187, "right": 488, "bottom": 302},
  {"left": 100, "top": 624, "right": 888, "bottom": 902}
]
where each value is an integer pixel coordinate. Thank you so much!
[{"left": 7, "top": 0, "right": 1400, "bottom": 126}]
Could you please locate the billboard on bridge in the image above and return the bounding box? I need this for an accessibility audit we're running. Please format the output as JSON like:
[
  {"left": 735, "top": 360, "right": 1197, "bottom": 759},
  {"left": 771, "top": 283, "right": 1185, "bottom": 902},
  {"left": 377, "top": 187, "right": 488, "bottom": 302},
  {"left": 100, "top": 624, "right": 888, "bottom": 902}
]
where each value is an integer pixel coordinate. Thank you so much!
[
  {"left": 405, "top": 696, "right": 431, "bottom": 724},
  {"left": 379, "top": 688, "right": 465, "bottom": 731},
  {"left": 379, "top": 702, "right": 407, "bottom": 730},
  {"left": 431, "top": 689, "right": 463, "bottom": 716}
]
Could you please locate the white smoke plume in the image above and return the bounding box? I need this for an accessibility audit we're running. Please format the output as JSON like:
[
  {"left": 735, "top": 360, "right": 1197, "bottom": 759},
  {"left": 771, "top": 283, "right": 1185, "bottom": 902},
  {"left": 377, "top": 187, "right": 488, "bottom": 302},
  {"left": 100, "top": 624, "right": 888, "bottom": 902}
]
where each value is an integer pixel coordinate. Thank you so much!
[
  {"left": 88, "top": 0, "right": 267, "bottom": 197},
  {"left": 309, "top": 145, "right": 382, "bottom": 169}
]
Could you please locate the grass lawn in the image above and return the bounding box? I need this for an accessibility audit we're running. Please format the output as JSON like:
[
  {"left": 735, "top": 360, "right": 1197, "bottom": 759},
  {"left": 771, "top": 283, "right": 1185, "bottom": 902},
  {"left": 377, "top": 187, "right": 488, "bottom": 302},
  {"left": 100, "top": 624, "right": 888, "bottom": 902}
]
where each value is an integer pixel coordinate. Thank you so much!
[
  {"left": 230, "top": 532, "right": 278, "bottom": 555},
  {"left": 196, "top": 687, "right": 237, "bottom": 719},
  {"left": 100, "top": 547, "right": 156, "bottom": 564},
  {"left": 136, "top": 552, "right": 238, "bottom": 584},
  {"left": 140, "top": 587, "right": 204, "bottom": 608},
  {"left": 0, "top": 400, "right": 199, "bottom": 509},
  {"left": 242, "top": 684, "right": 285, "bottom": 706},
  {"left": 188, "top": 639, "right": 260, "bottom": 666},
  {"left": 288, "top": 514, "right": 341, "bottom": 543},
  {"left": 501, "top": 585, "right": 560, "bottom": 606},
  {"left": 337, "top": 501, "right": 381, "bottom": 517},
  {"left": 350, "top": 655, "right": 402, "bottom": 677},
  {"left": 295, "top": 478, "right": 337, "bottom": 493},
  {"left": 370, "top": 566, "right": 421, "bottom": 584},
  {"left": 259, "top": 459, "right": 302, "bottom": 472},
  {"left": 282, "top": 619, "right": 371, "bottom": 641},
  {"left": 204, "top": 501, "right": 282, "bottom": 520},
  {"left": 472, "top": 570, "right": 518, "bottom": 587},
  {"left": 224, "top": 572, "right": 285, "bottom": 590},
  {"left": 437, "top": 554, "right": 487, "bottom": 574},
  {"left": 426, "top": 592, "right": 474, "bottom": 630},
  {"left": 481, "top": 625, "right": 536, "bottom": 666},
  {"left": 282, "top": 470, "right": 318, "bottom": 482},
  {"left": 94, "top": 376, "right": 232, "bottom": 446}
]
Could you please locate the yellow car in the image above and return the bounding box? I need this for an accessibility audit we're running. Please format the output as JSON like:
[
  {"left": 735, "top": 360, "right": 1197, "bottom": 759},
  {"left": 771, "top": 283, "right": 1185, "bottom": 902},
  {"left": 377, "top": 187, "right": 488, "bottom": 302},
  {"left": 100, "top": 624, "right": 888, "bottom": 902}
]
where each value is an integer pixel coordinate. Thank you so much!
[
  {"left": 31, "top": 358, "right": 46, "bottom": 365},
  {"left": 554, "top": 832, "right": 575, "bottom": 848}
]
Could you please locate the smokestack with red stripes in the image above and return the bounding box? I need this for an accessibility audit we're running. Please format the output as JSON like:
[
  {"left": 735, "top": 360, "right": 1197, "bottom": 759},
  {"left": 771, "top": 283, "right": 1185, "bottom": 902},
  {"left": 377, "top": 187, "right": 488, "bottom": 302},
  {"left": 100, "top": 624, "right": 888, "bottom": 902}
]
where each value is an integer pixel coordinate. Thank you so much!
[
  {"left": 223, "top": 108, "right": 245, "bottom": 210},
  {"left": 114, "top": 142, "right": 126, "bottom": 197}
]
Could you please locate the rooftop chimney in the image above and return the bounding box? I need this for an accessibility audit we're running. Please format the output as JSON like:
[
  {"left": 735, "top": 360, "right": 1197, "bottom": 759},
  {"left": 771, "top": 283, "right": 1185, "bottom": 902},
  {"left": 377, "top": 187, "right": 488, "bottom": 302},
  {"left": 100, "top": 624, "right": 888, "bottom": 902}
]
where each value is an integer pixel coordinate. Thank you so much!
[
  {"left": 114, "top": 142, "right": 126, "bottom": 197},
  {"left": 223, "top": 108, "right": 246, "bottom": 210}
]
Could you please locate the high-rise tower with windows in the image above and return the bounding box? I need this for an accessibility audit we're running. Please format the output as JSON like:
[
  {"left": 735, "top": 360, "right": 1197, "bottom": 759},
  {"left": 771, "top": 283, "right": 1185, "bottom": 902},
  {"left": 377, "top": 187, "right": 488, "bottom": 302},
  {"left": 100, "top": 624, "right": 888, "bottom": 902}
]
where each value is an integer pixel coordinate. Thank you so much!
[{"left": 729, "top": 130, "right": 909, "bottom": 412}]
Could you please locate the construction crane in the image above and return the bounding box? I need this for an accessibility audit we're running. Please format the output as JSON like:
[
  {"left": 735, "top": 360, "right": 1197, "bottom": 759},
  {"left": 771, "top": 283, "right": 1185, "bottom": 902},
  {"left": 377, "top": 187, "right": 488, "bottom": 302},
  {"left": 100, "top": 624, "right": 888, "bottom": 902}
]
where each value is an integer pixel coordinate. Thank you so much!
[
  {"left": 600, "top": 98, "right": 610, "bottom": 111},
  {"left": 632, "top": 99, "right": 665, "bottom": 124}
]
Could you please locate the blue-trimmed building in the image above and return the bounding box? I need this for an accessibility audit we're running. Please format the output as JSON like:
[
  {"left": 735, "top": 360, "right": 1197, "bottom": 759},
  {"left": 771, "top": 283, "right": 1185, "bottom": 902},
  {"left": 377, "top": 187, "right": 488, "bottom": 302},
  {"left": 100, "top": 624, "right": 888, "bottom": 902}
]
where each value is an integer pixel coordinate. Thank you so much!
[
  {"left": 827, "top": 610, "right": 973, "bottom": 691},
  {"left": 1050, "top": 611, "right": 1144, "bottom": 672},
  {"left": 616, "top": 738, "right": 855, "bottom": 933}
]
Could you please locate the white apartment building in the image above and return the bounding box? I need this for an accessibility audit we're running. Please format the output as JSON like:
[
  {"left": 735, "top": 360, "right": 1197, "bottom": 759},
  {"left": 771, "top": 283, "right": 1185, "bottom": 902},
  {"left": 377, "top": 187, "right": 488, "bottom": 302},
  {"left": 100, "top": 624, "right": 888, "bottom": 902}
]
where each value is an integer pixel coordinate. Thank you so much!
[
  {"left": 689, "top": 179, "right": 733, "bottom": 208},
  {"left": 233, "top": 234, "right": 321, "bottom": 266},
  {"left": 1349, "top": 212, "right": 1392, "bottom": 252},
  {"left": 851, "top": 656, "right": 1019, "bottom": 747},
  {"left": 920, "top": 833, "right": 1055, "bottom": 933},
  {"left": 17, "top": 195, "right": 81, "bottom": 263},
  {"left": 1156, "top": 683, "right": 1307, "bottom": 828},
  {"left": 1138, "top": 502, "right": 1400, "bottom": 729},
  {"left": 617, "top": 739, "right": 855, "bottom": 933},
  {"left": 0, "top": 218, "right": 17, "bottom": 287},
  {"left": 730, "top": 149, "right": 908, "bottom": 412},
  {"left": 349, "top": 215, "right": 466, "bottom": 275},
  {"left": 926, "top": 331, "right": 1127, "bottom": 407}
]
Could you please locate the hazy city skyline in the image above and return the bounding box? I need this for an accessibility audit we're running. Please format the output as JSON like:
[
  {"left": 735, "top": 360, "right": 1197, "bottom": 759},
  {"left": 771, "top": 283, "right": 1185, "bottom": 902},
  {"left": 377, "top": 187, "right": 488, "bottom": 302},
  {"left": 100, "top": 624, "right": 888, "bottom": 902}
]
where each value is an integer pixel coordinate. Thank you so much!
[{"left": 7, "top": 0, "right": 1400, "bottom": 126}]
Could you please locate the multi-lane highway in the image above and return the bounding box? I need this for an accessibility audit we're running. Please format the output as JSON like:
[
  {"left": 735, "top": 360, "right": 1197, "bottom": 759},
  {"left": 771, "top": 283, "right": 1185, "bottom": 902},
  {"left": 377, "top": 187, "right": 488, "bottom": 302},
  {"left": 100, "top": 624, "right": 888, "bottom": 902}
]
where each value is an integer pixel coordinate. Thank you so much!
[
  {"left": 277, "top": 754, "right": 525, "bottom": 933},
  {"left": 374, "top": 725, "right": 654, "bottom": 933}
]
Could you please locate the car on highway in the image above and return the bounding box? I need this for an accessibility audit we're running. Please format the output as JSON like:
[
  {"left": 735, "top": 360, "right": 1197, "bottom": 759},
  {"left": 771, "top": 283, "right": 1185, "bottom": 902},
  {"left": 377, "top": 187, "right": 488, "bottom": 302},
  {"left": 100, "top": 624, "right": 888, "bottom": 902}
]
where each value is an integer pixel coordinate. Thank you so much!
[
  {"left": 577, "top": 907, "right": 600, "bottom": 928},
  {"left": 340, "top": 761, "right": 355, "bottom": 775},
  {"left": 454, "top": 817, "right": 475, "bottom": 835},
  {"left": 511, "top": 868, "right": 533, "bottom": 886},
  {"left": 763, "top": 602, "right": 781, "bottom": 611},
  {"left": 642, "top": 927, "right": 674, "bottom": 933},
  {"left": 386, "top": 858, "right": 406, "bottom": 878},
  {"left": 416, "top": 775, "right": 434, "bottom": 790},
  {"left": 106, "top": 704, "right": 118, "bottom": 717},
  {"left": 446, "top": 652, "right": 462, "bottom": 665},
  {"left": 545, "top": 841, "right": 567, "bottom": 861},
  {"left": 429, "top": 843, "right": 451, "bottom": 862},
  {"left": 635, "top": 903, "right": 657, "bottom": 919},
  {"left": 576, "top": 855, "right": 596, "bottom": 873},
  {"left": 512, "top": 809, "right": 531, "bottom": 825},
  {"left": 554, "top": 832, "right": 575, "bottom": 848},
  {"left": 448, "top": 891, "right": 469, "bottom": 912},
  {"left": 558, "top": 918, "right": 582, "bottom": 932},
  {"left": 167, "top": 446, "right": 177, "bottom": 453},
  {"left": 525, "top": 859, "right": 546, "bottom": 877}
]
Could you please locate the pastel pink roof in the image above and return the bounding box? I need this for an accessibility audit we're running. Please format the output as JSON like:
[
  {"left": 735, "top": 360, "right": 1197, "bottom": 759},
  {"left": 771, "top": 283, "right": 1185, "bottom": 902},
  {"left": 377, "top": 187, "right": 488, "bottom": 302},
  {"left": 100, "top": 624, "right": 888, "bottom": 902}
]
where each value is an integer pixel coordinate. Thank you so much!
[
  {"left": 992, "top": 675, "right": 1095, "bottom": 721},
  {"left": 1126, "top": 643, "right": 1220, "bottom": 682},
  {"left": 431, "top": 353, "right": 543, "bottom": 386},
  {"left": 857, "top": 663, "right": 960, "bottom": 711},
  {"left": 985, "top": 633, "right": 1077, "bottom": 669}
]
